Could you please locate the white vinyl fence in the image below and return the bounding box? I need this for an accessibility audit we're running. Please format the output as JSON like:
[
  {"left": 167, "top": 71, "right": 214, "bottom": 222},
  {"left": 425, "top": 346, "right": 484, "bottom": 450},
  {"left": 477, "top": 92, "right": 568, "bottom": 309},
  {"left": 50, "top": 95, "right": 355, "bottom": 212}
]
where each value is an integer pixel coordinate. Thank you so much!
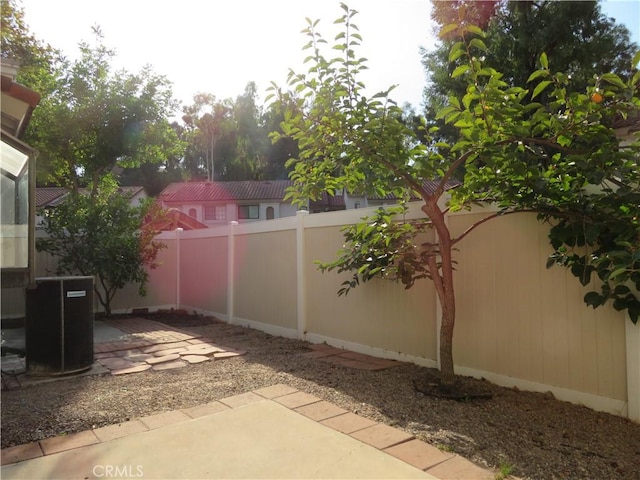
[{"left": 2, "top": 203, "right": 638, "bottom": 422}]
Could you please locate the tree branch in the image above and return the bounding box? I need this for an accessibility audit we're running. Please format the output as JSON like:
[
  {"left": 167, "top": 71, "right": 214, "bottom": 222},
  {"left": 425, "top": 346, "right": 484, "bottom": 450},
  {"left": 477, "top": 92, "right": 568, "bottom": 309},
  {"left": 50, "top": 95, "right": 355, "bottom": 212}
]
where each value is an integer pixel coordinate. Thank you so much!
[
  {"left": 427, "top": 253, "right": 445, "bottom": 302},
  {"left": 434, "top": 139, "right": 513, "bottom": 201},
  {"left": 451, "top": 208, "right": 538, "bottom": 246}
]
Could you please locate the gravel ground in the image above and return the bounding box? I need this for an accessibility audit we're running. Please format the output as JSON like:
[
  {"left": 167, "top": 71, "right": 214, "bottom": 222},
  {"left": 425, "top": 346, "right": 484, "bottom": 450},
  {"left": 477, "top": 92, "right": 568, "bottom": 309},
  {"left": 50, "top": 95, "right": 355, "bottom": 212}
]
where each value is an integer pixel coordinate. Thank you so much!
[{"left": 2, "top": 313, "right": 640, "bottom": 480}]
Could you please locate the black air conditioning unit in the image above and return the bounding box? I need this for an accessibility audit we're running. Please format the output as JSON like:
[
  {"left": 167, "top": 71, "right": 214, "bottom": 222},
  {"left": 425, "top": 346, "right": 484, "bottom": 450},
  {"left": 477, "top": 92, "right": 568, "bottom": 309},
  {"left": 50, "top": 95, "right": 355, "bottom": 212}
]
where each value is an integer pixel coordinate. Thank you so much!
[{"left": 26, "top": 276, "right": 94, "bottom": 376}]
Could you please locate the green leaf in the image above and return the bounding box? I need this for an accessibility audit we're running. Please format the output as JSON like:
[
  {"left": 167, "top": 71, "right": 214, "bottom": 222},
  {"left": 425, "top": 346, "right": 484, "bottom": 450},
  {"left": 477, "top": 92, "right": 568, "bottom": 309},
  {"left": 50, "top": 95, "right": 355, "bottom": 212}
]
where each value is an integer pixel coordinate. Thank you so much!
[
  {"left": 527, "top": 69, "right": 549, "bottom": 83},
  {"left": 539, "top": 52, "right": 548, "bottom": 69},
  {"left": 584, "top": 291, "right": 602, "bottom": 308},
  {"left": 608, "top": 267, "right": 628, "bottom": 281},
  {"left": 632, "top": 50, "right": 640, "bottom": 69},
  {"left": 531, "top": 80, "right": 552, "bottom": 99},
  {"left": 571, "top": 263, "right": 592, "bottom": 286},
  {"left": 600, "top": 73, "right": 627, "bottom": 90},
  {"left": 439, "top": 23, "right": 459, "bottom": 38},
  {"left": 449, "top": 48, "right": 466, "bottom": 63},
  {"left": 465, "top": 25, "right": 486, "bottom": 37},
  {"left": 523, "top": 102, "right": 543, "bottom": 112},
  {"left": 469, "top": 38, "right": 487, "bottom": 52},
  {"left": 435, "top": 105, "right": 457, "bottom": 120},
  {"left": 453, "top": 118, "right": 474, "bottom": 128},
  {"left": 614, "top": 285, "right": 631, "bottom": 295},
  {"left": 451, "top": 64, "right": 470, "bottom": 79},
  {"left": 448, "top": 42, "right": 465, "bottom": 62}
]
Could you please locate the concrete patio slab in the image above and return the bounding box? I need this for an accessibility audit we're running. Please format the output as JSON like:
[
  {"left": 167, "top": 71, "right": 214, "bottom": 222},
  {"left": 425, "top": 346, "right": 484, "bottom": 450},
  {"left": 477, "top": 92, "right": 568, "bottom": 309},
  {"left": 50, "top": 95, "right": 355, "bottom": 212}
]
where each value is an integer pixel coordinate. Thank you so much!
[
  {"left": 2, "top": 384, "right": 506, "bottom": 480},
  {"left": 1, "top": 400, "right": 435, "bottom": 480}
]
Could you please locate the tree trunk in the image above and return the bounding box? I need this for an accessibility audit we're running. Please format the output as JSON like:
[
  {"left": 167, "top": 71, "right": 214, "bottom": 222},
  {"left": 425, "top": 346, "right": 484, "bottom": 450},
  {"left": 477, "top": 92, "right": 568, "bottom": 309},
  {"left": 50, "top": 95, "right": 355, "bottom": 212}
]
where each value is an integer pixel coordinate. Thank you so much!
[
  {"left": 438, "top": 283, "right": 456, "bottom": 385},
  {"left": 422, "top": 202, "right": 457, "bottom": 385},
  {"left": 94, "top": 282, "right": 112, "bottom": 316}
]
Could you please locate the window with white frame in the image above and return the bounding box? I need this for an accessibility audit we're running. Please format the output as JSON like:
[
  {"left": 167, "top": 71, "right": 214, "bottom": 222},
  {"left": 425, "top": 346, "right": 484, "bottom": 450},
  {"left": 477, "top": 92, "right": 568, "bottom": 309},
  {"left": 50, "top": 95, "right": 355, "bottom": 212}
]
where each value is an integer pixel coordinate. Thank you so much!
[
  {"left": 204, "top": 205, "right": 226, "bottom": 221},
  {"left": 238, "top": 205, "right": 259, "bottom": 220}
]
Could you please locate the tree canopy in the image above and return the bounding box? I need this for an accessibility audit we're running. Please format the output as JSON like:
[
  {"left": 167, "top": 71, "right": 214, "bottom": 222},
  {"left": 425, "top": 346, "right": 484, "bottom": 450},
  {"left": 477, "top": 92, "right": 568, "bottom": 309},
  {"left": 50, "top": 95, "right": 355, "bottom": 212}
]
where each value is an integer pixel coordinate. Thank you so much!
[
  {"left": 23, "top": 28, "right": 182, "bottom": 193},
  {"left": 36, "top": 179, "right": 166, "bottom": 315},
  {"left": 178, "top": 83, "right": 296, "bottom": 183},
  {"left": 272, "top": 3, "right": 640, "bottom": 385},
  {"left": 423, "top": 0, "right": 638, "bottom": 144}
]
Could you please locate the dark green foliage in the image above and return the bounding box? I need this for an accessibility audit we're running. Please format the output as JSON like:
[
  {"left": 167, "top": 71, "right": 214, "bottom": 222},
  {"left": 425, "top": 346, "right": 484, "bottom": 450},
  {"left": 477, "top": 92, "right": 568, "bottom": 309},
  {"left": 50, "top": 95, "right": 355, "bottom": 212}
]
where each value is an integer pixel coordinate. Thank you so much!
[
  {"left": 180, "top": 83, "right": 296, "bottom": 181},
  {"left": 423, "top": 0, "right": 638, "bottom": 144},
  {"left": 434, "top": 27, "right": 640, "bottom": 323},
  {"left": 36, "top": 183, "right": 166, "bottom": 315},
  {"left": 318, "top": 206, "right": 434, "bottom": 295},
  {"left": 22, "top": 27, "right": 182, "bottom": 191}
]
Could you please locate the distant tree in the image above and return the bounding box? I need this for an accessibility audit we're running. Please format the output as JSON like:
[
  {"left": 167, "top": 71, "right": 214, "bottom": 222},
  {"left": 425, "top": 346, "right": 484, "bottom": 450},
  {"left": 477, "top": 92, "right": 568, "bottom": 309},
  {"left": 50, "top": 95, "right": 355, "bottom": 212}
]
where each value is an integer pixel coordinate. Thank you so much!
[
  {"left": 24, "top": 27, "right": 182, "bottom": 192},
  {"left": 119, "top": 120, "right": 188, "bottom": 195},
  {"left": 181, "top": 92, "right": 235, "bottom": 181},
  {"left": 272, "top": 4, "right": 640, "bottom": 386},
  {"left": 1, "top": 0, "right": 59, "bottom": 109},
  {"left": 423, "top": 0, "right": 638, "bottom": 144},
  {"left": 181, "top": 82, "right": 296, "bottom": 181},
  {"left": 37, "top": 180, "right": 166, "bottom": 315},
  {"left": 229, "top": 82, "right": 268, "bottom": 180},
  {"left": 262, "top": 92, "right": 300, "bottom": 180}
]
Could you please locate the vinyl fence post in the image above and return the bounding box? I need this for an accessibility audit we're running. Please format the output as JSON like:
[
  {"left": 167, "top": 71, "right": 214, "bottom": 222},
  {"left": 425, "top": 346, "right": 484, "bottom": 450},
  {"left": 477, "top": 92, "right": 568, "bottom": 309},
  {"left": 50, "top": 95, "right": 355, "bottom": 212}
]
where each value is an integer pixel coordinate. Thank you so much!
[
  {"left": 227, "top": 221, "right": 238, "bottom": 324},
  {"left": 626, "top": 315, "right": 640, "bottom": 422},
  {"left": 175, "top": 227, "right": 183, "bottom": 310},
  {"left": 296, "top": 209, "right": 309, "bottom": 340}
]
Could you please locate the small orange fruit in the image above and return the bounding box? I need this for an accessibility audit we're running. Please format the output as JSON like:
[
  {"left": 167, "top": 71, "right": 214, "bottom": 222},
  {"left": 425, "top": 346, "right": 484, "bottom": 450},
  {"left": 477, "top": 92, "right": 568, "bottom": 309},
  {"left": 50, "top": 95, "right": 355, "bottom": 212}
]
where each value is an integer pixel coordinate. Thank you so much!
[{"left": 590, "top": 92, "right": 603, "bottom": 104}]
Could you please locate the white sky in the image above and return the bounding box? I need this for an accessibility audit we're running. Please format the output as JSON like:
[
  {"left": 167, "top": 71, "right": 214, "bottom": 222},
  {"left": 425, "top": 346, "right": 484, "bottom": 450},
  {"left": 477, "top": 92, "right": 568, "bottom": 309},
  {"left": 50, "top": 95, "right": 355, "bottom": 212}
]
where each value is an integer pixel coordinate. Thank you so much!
[
  {"left": 22, "top": 0, "right": 435, "bottom": 114},
  {"left": 20, "top": 0, "right": 640, "bottom": 117}
]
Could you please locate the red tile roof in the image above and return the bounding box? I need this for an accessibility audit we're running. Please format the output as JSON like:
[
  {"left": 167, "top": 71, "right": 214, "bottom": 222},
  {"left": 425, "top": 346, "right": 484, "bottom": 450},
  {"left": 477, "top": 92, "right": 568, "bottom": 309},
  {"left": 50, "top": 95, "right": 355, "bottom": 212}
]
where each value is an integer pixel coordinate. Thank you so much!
[
  {"left": 159, "top": 181, "right": 294, "bottom": 203},
  {"left": 144, "top": 208, "right": 209, "bottom": 231},
  {"left": 310, "top": 191, "right": 346, "bottom": 208},
  {"left": 370, "top": 179, "right": 461, "bottom": 200},
  {"left": 35, "top": 187, "right": 68, "bottom": 207},
  {"left": 35, "top": 186, "right": 146, "bottom": 208},
  {"left": 158, "top": 179, "right": 459, "bottom": 206}
]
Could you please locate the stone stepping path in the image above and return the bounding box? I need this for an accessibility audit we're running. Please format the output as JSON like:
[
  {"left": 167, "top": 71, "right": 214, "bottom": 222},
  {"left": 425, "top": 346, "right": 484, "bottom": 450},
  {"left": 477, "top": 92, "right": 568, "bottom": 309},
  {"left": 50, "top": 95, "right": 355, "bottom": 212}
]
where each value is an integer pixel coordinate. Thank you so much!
[
  {"left": 299, "top": 343, "right": 406, "bottom": 371},
  {"left": 94, "top": 317, "right": 246, "bottom": 376},
  {"left": 97, "top": 343, "right": 245, "bottom": 375},
  {"left": 183, "top": 355, "right": 210, "bottom": 364},
  {"left": 4, "top": 317, "right": 410, "bottom": 391}
]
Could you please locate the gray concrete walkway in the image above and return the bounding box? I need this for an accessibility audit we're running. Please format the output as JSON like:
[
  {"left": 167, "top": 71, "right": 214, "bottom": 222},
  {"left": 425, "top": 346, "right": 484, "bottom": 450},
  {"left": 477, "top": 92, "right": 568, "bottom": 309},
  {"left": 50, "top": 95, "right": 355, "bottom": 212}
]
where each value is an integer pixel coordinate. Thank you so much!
[{"left": 1, "top": 385, "right": 497, "bottom": 480}]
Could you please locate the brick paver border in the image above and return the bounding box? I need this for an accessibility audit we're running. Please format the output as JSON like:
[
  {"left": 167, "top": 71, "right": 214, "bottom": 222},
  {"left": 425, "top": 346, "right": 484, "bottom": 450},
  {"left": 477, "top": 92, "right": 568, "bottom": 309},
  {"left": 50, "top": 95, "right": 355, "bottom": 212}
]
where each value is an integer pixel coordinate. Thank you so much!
[{"left": 1, "top": 384, "right": 505, "bottom": 479}]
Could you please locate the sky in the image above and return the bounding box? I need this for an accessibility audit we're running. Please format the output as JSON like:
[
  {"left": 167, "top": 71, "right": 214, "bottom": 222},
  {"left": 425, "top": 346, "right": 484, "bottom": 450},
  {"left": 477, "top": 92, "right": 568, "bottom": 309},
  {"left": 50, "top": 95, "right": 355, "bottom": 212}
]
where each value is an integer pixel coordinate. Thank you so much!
[
  {"left": 22, "top": 0, "right": 433, "bottom": 113},
  {"left": 20, "top": 0, "right": 640, "bottom": 117}
]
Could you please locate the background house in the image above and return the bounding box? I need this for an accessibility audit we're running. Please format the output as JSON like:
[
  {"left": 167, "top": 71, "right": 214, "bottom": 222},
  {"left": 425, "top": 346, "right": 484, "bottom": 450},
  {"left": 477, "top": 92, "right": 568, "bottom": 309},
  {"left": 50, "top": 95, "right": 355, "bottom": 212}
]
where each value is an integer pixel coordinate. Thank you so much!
[
  {"left": 35, "top": 186, "right": 147, "bottom": 227},
  {"left": 158, "top": 180, "right": 298, "bottom": 225},
  {"left": 157, "top": 179, "right": 459, "bottom": 225}
]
